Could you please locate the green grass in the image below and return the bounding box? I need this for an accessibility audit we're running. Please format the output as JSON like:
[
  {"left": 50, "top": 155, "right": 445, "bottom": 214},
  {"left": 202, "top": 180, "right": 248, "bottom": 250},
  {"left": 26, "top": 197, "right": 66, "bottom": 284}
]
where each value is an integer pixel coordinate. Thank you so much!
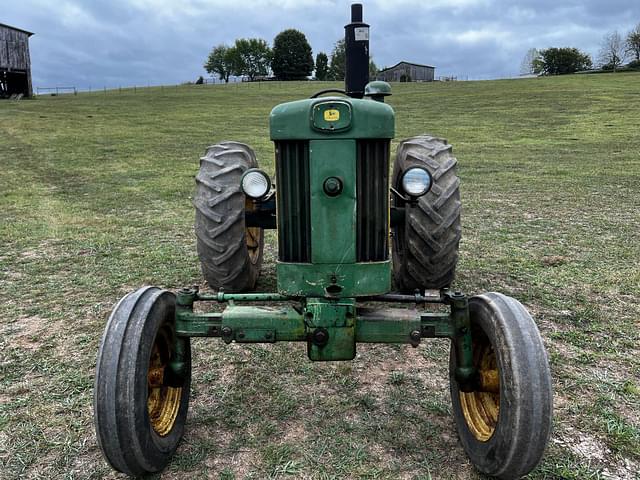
[{"left": 1, "top": 74, "right": 639, "bottom": 479}]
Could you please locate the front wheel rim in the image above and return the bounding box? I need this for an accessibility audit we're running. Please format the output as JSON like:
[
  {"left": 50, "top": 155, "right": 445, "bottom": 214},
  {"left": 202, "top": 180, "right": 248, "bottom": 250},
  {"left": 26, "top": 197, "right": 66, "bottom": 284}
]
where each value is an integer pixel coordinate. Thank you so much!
[
  {"left": 147, "top": 322, "right": 182, "bottom": 437},
  {"left": 459, "top": 338, "right": 500, "bottom": 442}
]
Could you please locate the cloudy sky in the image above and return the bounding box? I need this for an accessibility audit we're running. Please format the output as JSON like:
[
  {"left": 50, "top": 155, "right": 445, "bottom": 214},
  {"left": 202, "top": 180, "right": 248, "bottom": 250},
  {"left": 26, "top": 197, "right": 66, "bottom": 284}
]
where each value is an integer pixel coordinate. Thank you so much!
[{"left": 4, "top": 0, "right": 640, "bottom": 89}]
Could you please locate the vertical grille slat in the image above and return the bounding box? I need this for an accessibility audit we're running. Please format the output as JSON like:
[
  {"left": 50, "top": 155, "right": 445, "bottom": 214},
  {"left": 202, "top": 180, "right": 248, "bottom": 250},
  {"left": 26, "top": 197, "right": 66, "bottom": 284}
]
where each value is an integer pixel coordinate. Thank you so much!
[
  {"left": 276, "top": 141, "right": 311, "bottom": 262},
  {"left": 356, "top": 140, "right": 390, "bottom": 262},
  {"left": 301, "top": 142, "right": 310, "bottom": 260},
  {"left": 288, "top": 144, "right": 296, "bottom": 261}
]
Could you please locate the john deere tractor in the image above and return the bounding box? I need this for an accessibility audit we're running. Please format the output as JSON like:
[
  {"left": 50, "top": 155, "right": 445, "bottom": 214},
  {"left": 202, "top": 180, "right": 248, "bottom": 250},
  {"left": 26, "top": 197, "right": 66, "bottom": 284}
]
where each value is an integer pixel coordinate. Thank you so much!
[{"left": 94, "top": 4, "right": 553, "bottom": 478}]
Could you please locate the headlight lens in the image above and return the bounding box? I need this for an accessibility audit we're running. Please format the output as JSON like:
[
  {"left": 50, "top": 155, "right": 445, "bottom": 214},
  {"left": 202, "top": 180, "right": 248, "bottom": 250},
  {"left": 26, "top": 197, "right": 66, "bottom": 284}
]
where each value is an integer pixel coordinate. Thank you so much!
[
  {"left": 241, "top": 169, "right": 271, "bottom": 199},
  {"left": 401, "top": 167, "right": 432, "bottom": 197}
]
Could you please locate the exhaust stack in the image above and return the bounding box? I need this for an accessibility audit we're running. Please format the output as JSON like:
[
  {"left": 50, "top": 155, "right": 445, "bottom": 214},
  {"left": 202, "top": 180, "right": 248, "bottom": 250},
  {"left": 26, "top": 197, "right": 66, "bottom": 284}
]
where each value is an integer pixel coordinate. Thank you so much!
[{"left": 345, "top": 3, "right": 370, "bottom": 98}]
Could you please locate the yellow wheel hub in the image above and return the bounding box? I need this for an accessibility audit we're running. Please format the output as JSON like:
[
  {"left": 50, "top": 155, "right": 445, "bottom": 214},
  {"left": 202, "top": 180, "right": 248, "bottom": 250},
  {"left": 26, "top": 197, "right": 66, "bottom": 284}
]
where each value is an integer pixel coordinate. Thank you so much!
[
  {"left": 147, "top": 326, "right": 182, "bottom": 437},
  {"left": 459, "top": 339, "right": 500, "bottom": 442}
]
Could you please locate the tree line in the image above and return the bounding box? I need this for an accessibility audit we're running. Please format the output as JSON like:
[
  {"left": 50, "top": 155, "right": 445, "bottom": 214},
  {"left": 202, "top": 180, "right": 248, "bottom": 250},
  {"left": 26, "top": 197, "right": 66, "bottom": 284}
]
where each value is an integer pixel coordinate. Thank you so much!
[
  {"left": 204, "top": 30, "right": 378, "bottom": 82},
  {"left": 521, "top": 23, "right": 640, "bottom": 76}
]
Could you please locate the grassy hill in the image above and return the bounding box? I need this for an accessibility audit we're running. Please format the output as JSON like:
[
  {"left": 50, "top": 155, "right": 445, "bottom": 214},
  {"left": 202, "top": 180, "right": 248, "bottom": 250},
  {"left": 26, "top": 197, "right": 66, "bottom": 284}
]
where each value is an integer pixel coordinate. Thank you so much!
[{"left": 1, "top": 74, "right": 639, "bottom": 479}]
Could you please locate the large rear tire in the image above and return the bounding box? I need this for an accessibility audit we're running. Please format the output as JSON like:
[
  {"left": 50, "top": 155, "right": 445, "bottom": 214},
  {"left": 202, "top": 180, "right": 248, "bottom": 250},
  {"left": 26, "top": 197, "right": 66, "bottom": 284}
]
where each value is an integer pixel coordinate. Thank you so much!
[
  {"left": 194, "top": 141, "right": 264, "bottom": 291},
  {"left": 450, "top": 293, "right": 553, "bottom": 479},
  {"left": 392, "top": 135, "right": 461, "bottom": 291},
  {"left": 94, "top": 287, "right": 191, "bottom": 476}
]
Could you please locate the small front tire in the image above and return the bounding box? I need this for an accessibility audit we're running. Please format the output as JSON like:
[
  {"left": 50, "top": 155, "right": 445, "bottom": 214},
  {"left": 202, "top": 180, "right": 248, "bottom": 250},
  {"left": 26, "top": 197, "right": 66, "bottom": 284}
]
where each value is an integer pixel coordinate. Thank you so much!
[
  {"left": 94, "top": 287, "right": 191, "bottom": 476},
  {"left": 450, "top": 293, "right": 553, "bottom": 479}
]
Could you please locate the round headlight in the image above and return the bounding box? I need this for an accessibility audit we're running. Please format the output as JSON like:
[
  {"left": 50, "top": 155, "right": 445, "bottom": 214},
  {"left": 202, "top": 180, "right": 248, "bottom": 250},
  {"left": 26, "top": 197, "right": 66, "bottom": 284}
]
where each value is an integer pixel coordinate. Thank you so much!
[
  {"left": 241, "top": 169, "right": 271, "bottom": 199},
  {"left": 401, "top": 167, "right": 432, "bottom": 197}
]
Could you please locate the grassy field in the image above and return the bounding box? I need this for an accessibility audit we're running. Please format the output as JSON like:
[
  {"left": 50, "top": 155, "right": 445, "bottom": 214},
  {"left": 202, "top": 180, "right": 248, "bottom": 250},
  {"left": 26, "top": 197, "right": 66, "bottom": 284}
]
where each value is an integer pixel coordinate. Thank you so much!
[{"left": 1, "top": 73, "right": 639, "bottom": 479}]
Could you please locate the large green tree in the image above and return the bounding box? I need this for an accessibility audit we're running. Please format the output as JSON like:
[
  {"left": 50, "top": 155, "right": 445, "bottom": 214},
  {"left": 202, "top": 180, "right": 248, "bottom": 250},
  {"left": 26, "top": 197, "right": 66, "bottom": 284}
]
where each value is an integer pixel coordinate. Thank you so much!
[
  {"left": 271, "top": 29, "right": 314, "bottom": 80},
  {"left": 315, "top": 52, "right": 329, "bottom": 80},
  {"left": 204, "top": 44, "right": 236, "bottom": 83},
  {"left": 232, "top": 38, "right": 272, "bottom": 81},
  {"left": 537, "top": 47, "right": 592, "bottom": 75},
  {"left": 329, "top": 39, "right": 346, "bottom": 80}
]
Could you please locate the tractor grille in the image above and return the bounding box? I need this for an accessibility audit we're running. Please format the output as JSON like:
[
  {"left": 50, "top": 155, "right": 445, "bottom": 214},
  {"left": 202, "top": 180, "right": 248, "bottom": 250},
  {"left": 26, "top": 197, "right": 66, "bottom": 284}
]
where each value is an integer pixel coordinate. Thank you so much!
[
  {"left": 275, "top": 141, "right": 311, "bottom": 262},
  {"left": 356, "top": 140, "right": 390, "bottom": 262},
  {"left": 275, "top": 139, "right": 389, "bottom": 263}
]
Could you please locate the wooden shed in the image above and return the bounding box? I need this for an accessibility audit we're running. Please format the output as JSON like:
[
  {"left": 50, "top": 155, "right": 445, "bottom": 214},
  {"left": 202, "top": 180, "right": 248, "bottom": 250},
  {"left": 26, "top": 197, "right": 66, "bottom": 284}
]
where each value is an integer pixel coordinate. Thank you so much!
[
  {"left": 0, "top": 22, "right": 34, "bottom": 98},
  {"left": 377, "top": 61, "right": 435, "bottom": 82}
]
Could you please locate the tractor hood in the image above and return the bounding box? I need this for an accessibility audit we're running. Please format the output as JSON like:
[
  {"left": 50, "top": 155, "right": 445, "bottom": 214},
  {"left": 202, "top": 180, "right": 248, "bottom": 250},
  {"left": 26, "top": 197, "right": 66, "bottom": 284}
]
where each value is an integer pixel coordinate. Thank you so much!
[{"left": 270, "top": 97, "right": 394, "bottom": 141}]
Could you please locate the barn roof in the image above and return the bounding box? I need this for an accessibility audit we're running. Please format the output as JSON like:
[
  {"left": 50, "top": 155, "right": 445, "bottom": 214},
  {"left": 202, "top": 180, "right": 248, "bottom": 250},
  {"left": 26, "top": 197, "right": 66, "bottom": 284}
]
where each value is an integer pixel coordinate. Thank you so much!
[
  {"left": 0, "top": 22, "right": 34, "bottom": 36},
  {"left": 379, "top": 61, "right": 435, "bottom": 72}
]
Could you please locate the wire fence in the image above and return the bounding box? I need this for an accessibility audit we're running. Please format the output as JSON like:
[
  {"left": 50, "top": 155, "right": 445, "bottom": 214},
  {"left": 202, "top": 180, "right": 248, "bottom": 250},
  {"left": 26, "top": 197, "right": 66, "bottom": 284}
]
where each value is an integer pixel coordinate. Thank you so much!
[
  {"left": 34, "top": 79, "right": 337, "bottom": 96},
  {"left": 34, "top": 73, "right": 529, "bottom": 98}
]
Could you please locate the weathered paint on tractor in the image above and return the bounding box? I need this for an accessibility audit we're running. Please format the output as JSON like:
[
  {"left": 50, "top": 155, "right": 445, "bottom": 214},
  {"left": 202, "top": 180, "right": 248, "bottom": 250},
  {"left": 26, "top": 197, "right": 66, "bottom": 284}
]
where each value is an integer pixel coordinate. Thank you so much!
[
  {"left": 306, "top": 298, "right": 357, "bottom": 361},
  {"left": 174, "top": 288, "right": 477, "bottom": 374},
  {"left": 310, "top": 139, "right": 357, "bottom": 263},
  {"left": 276, "top": 261, "right": 390, "bottom": 297},
  {"left": 270, "top": 96, "right": 394, "bottom": 300},
  {"left": 270, "top": 97, "right": 394, "bottom": 140}
]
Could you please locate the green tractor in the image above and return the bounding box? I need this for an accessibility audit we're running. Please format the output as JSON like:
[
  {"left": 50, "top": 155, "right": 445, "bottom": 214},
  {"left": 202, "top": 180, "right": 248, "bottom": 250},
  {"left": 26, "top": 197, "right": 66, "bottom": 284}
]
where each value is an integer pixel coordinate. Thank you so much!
[{"left": 94, "top": 4, "right": 553, "bottom": 478}]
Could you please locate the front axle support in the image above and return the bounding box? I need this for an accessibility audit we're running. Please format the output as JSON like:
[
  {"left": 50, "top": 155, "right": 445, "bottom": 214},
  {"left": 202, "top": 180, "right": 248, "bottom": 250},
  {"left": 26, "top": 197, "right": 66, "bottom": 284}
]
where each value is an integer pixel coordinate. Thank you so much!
[{"left": 174, "top": 287, "right": 481, "bottom": 390}]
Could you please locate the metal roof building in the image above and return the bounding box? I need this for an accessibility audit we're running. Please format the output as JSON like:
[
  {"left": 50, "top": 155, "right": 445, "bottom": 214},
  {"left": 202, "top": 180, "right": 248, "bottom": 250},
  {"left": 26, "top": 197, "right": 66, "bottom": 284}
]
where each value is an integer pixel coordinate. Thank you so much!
[
  {"left": 0, "top": 22, "right": 34, "bottom": 97},
  {"left": 377, "top": 61, "right": 435, "bottom": 82}
]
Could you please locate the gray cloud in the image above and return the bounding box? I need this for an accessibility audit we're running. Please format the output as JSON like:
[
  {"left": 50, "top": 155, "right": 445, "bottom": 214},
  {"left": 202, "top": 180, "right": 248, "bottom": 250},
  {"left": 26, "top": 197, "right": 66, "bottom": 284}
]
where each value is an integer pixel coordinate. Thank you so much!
[{"left": 3, "top": 0, "right": 639, "bottom": 88}]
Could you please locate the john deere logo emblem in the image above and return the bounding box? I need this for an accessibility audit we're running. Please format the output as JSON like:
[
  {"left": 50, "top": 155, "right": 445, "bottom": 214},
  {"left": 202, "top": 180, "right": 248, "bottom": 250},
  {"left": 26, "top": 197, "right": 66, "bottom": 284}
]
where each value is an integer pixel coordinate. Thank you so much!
[{"left": 324, "top": 109, "right": 340, "bottom": 122}]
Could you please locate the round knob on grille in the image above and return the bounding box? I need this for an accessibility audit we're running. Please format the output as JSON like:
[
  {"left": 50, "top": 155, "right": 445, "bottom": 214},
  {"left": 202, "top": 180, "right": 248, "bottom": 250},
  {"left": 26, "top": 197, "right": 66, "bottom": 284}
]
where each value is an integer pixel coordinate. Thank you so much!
[{"left": 323, "top": 177, "right": 343, "bottom": 197}]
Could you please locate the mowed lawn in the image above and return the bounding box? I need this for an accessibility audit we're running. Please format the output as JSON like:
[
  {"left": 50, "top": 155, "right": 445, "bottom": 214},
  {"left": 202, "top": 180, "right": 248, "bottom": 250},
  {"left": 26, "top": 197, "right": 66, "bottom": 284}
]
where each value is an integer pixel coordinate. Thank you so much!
[{"left": 1, "top": 74, "right": 639, "bottom": 479}]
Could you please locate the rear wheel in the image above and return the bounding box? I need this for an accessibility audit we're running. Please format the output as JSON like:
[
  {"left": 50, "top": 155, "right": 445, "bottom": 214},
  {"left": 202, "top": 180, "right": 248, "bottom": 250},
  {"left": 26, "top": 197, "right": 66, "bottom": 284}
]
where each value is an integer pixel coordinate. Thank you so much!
[
  {"left": 392, "top": 135, "right": 461, "bottom": 291},
  {"left": 450, "top": 293, "right": 553, "bottom": 479},
  {"left": 94, "top": 287, "right": 191, "bottom": 476},
  {"left": 194, "top": 141, "right": 264, "bottom": 291}
]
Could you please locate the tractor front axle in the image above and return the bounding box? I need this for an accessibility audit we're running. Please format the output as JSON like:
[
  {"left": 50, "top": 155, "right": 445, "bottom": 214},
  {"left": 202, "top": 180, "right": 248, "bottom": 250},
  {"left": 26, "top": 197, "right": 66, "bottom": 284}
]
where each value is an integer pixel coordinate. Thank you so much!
[{"left": 173, "top": 287, "right": 480, "bottom": 391}]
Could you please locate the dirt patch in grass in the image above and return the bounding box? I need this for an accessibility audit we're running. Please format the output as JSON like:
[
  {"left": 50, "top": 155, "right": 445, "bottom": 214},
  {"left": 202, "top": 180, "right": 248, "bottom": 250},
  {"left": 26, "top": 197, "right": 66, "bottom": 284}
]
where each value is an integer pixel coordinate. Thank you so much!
[
  {"left": 541, "top": 255, "right": 570, "bottom": 267},
  {"left": 554, "top": 428, "right": 640, "bottom": 480},
  {"left": 10, "top": 315, "right": 53, "bottom": 352},
  {"left": 201, "top": 442, "right": 254, "bottom": 479}
]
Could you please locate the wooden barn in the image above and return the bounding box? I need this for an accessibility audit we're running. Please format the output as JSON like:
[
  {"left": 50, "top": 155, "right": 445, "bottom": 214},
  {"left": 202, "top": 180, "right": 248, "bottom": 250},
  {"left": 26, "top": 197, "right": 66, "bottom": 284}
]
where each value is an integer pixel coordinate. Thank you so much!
[
  {"left": 0, "top": 22, "right": 34, "bottom": 98},
  {"left": 377, "top": 61, "right": 435, "bottom": 82}
]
